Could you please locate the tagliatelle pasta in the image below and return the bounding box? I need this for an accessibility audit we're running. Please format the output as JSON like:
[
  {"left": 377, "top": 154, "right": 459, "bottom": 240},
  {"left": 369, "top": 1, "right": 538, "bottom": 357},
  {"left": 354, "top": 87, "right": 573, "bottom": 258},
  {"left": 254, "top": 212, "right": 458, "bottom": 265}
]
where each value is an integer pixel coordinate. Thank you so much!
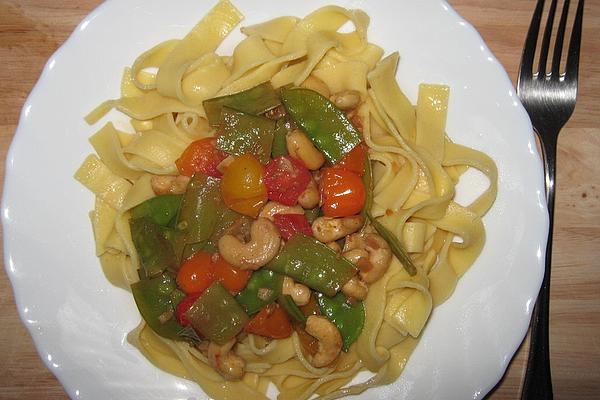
[{"left": 75, "top": 1, "right": 498, "bottom": 399}]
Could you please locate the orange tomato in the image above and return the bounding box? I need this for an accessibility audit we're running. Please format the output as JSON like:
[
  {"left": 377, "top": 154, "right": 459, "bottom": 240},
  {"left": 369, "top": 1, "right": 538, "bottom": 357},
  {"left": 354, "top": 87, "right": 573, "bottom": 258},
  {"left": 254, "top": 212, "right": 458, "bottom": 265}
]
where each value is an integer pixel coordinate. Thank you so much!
[
  {"left": 176, "top": 251, "right": 215, "bottom": 295},
  {"left": 175, "top": 138, "right": 228, "bottom": 177},
  {"left": 212, "top": 254, "right": 251, "bottom": 294},
  {"left": 335, "top": 143, "right": 366, "bottom": 176},
  {"left": 220, "top": 154, "right": 268, "bottom": 217},
  {"left": 320, "top": 167, "right": 366, "bottom": 217},
  {"left": 245, "top": 303, "right": 293, "bottom": 339},
  {"left": 177, "top": 251, "right": 251, "bottom": 295}
]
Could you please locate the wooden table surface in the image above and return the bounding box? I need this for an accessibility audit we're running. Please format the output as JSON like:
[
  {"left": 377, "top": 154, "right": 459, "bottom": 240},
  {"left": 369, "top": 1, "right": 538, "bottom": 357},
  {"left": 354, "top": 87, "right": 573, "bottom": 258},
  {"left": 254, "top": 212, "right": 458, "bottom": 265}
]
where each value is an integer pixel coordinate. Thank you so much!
[{"left": 1, "top": 1, "right": 598, "bottom": 399}]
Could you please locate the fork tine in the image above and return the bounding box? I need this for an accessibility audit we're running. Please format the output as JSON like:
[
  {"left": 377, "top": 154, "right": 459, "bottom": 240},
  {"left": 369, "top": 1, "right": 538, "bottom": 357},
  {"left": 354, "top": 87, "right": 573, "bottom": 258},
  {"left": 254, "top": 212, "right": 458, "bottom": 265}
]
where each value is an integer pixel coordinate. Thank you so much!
[
  {"left": 518, "top": 0, "right": 545, "bottom": 84},
  {"left": 550, "top": 0, "right": 570, "bottom": 78},
  {"left": 565, "top": 0, "right": 584, "bottom": 82},
  {"left": 538, "top": 0, "right": 558, "bottom": 77}
]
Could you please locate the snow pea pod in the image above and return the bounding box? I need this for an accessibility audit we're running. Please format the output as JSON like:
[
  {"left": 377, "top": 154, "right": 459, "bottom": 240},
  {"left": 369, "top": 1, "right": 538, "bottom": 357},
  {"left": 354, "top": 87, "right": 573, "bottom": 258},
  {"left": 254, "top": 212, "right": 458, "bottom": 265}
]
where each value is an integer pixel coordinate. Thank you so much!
[
  {"left": 130, "top": 216, "right": 177, "bottom": 277},
  {"left": 131, "top": 194, "right": 182, "bottom": 227},
  {"left": 281, "top": 87, "right": 362, "bottom": 164},
  {"left": 216, "top": 107, "right": 276, "bottom": 164},
  {"left": 236, "top": 269, "right": 283, "bottom": 315},
  {"left": 131, "top": 273, "right": 184, "bottom": 340},
  {"left": 315, "top": 292, "right": 365, "bottom": 352},
  {"left": 207, "top": 204, "right": 250, "bottom": 247},
  {"left": 186, "top": 282, "right": 249, "bottom": 345},
  {"left": 180, "top": 240, "right": 217, "bottom": 261},
  {"left": 204, "top": 82, "right": 281, "bottom": 126},
  {"left": 175, "top": 173, "right": 220, "bottom": 254},
  {"left": 271, "top": 118, "right": 289, "bottom": 158},
  {"left": 266, "top": 234, "right": 356, "bottom": 297},
  {"left": 180, "top": 199, "right": 250, "bottom": 260}
]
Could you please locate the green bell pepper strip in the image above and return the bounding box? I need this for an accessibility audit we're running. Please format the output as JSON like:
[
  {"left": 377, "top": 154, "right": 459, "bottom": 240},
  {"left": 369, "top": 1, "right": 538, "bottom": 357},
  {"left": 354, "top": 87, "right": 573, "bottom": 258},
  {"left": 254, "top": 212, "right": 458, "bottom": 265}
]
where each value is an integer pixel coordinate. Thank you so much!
[
  {"left": 235, "top": 269, "right": 283, "bottom": 315},
  {"left": 203, "top": 82, "right": 281, "bottom": 126},
  {"left": 130, "top": 194, "right": 182, "bottom": 227},
  {"left": 271, "top": 119, "right": 289, "bottom": 158},
  {"left": 174, "top": 173, "right": 220, "bottom": 259},
  {"left": 315, "top": 292, "right": 365, "bottom": 352},
  {"left": 130, "top": 217, "right": 178, "bottom": 277},
  {"left": 278, "top": 294, "right": 306, "bottom": 323},
  {"left": 216, "top": 107, "right": 276, "bottom": 164},
  {"left": 280, "top": 87, "right": 362, "bottom": 164},
  {"left": 131, "top": 273, "right": 185, "bottom": 340},
  {"left": 186, "top": 282, "right": 249, "bottom": 345},
  {"left": 368, "top": 214, "right": 417, "bottom": 276},
  {"left": 266, "top": 234, "right": 357, "bottom": 297}
]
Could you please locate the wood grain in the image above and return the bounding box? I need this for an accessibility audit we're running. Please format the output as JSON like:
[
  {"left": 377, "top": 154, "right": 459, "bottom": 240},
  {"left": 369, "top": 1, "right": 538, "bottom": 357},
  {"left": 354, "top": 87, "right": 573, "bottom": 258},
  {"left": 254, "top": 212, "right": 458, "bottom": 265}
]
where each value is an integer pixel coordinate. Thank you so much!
[{"left": 1, "top": 1, "right": 598, "bottom": 399}]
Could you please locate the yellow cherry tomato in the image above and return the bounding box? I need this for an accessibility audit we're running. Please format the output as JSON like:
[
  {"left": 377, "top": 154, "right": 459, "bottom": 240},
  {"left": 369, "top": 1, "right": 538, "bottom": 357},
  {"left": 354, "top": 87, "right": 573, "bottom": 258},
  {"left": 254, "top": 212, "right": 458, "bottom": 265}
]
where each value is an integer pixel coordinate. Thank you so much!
[{"left": 220, "top": 154, "right": 268, "bottom": 217}]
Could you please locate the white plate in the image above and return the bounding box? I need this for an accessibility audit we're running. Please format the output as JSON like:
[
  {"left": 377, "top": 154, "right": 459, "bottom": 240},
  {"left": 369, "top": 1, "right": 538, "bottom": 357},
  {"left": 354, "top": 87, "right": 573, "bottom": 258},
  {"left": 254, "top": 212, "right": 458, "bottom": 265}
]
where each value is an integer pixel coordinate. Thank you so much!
[{"left": 2, "top": 0, "right": 548, "bottom": 399}]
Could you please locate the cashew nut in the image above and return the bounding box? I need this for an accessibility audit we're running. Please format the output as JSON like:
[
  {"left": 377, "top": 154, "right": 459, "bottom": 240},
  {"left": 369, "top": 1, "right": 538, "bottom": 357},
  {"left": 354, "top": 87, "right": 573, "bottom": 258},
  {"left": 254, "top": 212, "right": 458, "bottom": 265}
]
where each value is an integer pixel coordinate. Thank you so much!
[
  {"left": 259, "top": 201, "right": 304, "bottom": 221},
  {"left": 341, "top": 249, "right": 371, "bottom": 300},
  {"left": 311, "top": 216, "right": 363, "bottom": 243},
  {"left": 282, "top": 276, "right": 310, "bottom": 306},
  {"left": 218, "top": 218, "right": 281, "bottom": 269},
  {"left": 150, "top": 175, "right": 190, "bottom": 195},
  {"left": 286, "top": 129, "right": 325, "bottom": 170},
  {"left": 344, "top": 232, "right": 392, "bottom": 283},
  {"left": 343, "top": 249, "right": 371, "bottom": 270},
  {"left": 301, "top": 75, "right": 331, "bottom": 98},
  {"left": 305, "top": 315, "right": 342, "bottom": 368},
  {"left": 297, "top": 178, "right": 319, "bottom": 209},
  {"left": 208, "top": 339, "right": 245, "bottom": 380},
  {"left": 331, "top": 90, "right": 361, "bottom": 111},
  {"left": 341, "top": 276, "right": 368, "bottom": 300}
]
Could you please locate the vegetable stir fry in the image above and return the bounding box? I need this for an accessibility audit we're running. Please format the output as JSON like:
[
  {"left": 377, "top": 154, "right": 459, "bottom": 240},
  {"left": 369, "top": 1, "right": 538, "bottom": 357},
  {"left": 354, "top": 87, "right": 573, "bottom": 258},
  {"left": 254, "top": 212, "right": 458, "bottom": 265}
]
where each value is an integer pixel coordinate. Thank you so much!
[{"left": 129, "top": 82, "right": 416, "bottom": 380}]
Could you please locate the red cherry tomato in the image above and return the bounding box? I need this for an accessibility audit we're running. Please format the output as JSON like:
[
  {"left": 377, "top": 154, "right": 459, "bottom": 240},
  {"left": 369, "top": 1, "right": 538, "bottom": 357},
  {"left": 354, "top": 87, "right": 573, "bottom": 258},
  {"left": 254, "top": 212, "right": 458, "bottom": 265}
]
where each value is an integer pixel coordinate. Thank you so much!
[
  {"left": 176, "top": 251, "right": 215, "bottom": 295},
  {"left": 336, "top": 143, "right": 366, "bottom": 176},
  {"left": 245, "top": 303, "right": 293, "bottom": 339},
  {"left": 263, "top": 156, "right": 311, "bottom": 206},
  {"left": 175, "top": 293, "right": 201, "bottom": 326},
  {"left": 320, "top": 167, "right": 366, "bottom": 217},
  {"left": 273, "top": 214, "right": 313, "bottom": 240},
  {"left": 176, "top": 138, "right": 228, "bottom": 177}
]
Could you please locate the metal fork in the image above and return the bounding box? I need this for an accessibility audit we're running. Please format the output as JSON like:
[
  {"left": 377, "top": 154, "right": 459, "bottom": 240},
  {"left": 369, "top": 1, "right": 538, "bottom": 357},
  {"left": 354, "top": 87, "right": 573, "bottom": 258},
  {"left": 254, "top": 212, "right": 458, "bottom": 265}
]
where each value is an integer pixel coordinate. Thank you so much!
[{"left": 517, "top": 0, "right": 584, "bottom": 398}]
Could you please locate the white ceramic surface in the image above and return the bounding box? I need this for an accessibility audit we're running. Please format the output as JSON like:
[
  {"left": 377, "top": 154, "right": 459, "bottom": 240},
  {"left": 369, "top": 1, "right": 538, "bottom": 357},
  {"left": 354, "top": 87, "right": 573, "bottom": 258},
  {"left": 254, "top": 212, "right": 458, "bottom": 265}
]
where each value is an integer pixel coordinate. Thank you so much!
[{"left": 2, "top": 0, "right": 548, "bottom": 399}]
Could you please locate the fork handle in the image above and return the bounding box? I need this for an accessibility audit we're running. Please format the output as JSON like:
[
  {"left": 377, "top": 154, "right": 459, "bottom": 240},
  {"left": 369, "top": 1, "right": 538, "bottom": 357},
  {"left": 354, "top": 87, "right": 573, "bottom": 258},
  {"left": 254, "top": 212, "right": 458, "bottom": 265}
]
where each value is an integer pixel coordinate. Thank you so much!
[{"left": 521, "top": 132, "right": 557, "bottom": 400}]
